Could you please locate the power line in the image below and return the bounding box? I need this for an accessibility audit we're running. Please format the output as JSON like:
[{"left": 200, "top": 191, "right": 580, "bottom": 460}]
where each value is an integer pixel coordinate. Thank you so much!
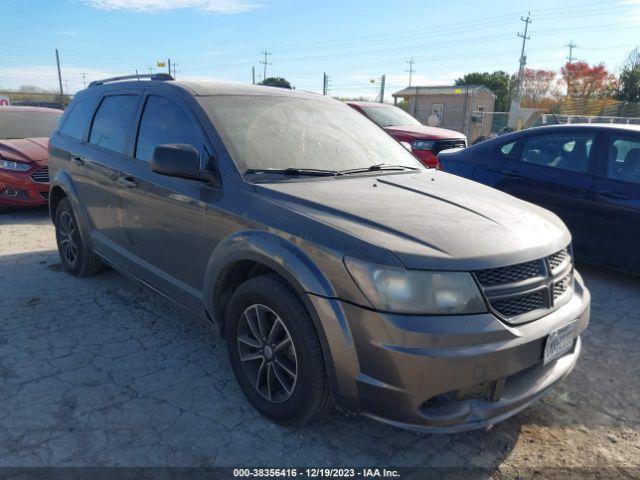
[
  {"left": 516, "top": 12, "right": 532, "bottom": 98},
  {"left": 259, "top": 49, "right": 272, "bottom": 81},
  {"left": 406, "top": 58, "right": 415, "bottom": 87}
]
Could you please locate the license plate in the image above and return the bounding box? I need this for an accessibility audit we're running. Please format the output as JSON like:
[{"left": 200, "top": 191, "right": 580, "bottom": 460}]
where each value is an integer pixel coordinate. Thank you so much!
[{"left": 544, "top": 322, "right": 576, "bottom": 365}]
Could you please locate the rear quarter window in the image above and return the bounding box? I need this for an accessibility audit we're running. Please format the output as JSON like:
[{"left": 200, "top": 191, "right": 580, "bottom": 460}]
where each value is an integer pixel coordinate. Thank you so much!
[{"left": 59, "top": 98, "right": 97, "bottom": 140}]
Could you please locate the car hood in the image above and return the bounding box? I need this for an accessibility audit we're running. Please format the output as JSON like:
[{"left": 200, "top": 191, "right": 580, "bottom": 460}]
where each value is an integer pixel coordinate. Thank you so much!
[
  {"left": 256, "top": 171, "right": 570, "bottom": 270},
  {"left": 384, "top": 124, "right": 466, "bottom": 140},
  {"left": 0, "top": 137, "right": 49, "bottom": 163}
]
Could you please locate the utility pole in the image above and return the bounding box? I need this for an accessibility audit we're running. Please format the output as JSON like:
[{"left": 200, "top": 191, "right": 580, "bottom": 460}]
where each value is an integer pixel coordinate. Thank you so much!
[
  {"left": 516, "top": 12, "right": 532, "bottom": 98},
  {"left": 406, "top": 58, "right": 415, "bottom": 87},
  {"left": 378, "top": 74, "right": 386, "bottom": 103},
  {"left": 168, "top": 58, "right": 171, "bottom": 76},
  {"left": 322, "top": 72, "right": 331, "bottom": 96},
  {"left": 259, "top": 49, "right": 272, "bottom": 81},
  {"left": 172, "top": 63, "right": 179, "bottom": 79},
  {"left": 81, "top": 72, "right": 87, "bottom": 89},
  {"left": 566, "top": 41, "right": 578, "bottom": 63},
  {"left": 252, "top": 66, "right": 256, "bottom": 85},
  {"left": 55, "top": 49, "right": 64, "bottom": 103},
  {"left": 565, "top": 41, "right": 578, "bottom": 96}
]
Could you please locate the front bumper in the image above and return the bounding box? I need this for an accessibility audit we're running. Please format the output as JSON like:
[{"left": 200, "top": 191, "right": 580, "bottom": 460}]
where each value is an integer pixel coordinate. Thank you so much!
[
  {"left": 0, "top": 163, "right": 49, "bottom": 207},
  {"left": 306, "top": 271, "right": 590, "bottom": 433}
]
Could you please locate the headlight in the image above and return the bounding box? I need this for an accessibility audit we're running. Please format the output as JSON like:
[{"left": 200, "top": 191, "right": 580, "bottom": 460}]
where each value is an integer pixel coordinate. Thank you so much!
[
  {"left": 0, "top": 160, "right": 31, "bottom": 171},
  {"left": 345, "top": 257, "right": 487, "bottom": 315},
  {"left": 412, "top": 140, "right": 435, "bottom": 151}
]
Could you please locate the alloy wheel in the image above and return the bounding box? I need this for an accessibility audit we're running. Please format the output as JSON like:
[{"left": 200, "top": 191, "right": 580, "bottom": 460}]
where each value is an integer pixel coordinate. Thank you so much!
[
  {"left": 237, "top": 304, "right": 298, "bottom": 403},
  {"left": 58, "top": 211, "right": 79, "bottom": 266}
]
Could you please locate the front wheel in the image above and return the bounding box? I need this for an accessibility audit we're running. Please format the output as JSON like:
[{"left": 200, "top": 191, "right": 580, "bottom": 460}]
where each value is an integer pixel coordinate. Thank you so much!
[
  {"left": 226, "top": 274, "right": 332, "bottom": 424},
  {"left": 54, "top": 198, "right": 102, "bottom": 276}
]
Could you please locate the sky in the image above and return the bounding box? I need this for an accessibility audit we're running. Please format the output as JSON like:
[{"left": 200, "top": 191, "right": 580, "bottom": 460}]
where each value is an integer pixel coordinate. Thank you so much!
[{"left": 1, "top": 0, "right": 639, "bottom": 100}]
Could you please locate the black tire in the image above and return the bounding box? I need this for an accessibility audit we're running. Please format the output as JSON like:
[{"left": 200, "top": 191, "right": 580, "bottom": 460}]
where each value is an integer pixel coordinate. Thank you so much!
[
  {"left": 54, "top": 198, "right": 102, "bottom": 276},
  {"left": 226, "top": 274, "right": 332, "bottom": 425}
]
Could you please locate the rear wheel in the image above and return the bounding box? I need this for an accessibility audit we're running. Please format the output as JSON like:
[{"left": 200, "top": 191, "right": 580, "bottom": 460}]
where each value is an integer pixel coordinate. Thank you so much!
[
  {"left": 226, "top": 274, "right": 332, "bottom": 424},
  {"left": 54, "top": 198, "right": 102, "bottom": 276}
]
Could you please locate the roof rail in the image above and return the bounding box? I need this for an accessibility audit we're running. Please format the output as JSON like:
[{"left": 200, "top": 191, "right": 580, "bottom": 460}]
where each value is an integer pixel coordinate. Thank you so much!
[{"left": 88, "top": 73, "right": 174, "bottom": 87}]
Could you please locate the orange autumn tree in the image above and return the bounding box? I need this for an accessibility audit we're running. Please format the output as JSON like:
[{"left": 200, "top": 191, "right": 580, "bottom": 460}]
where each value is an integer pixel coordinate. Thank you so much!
[{"left": 561, "top": 61, "right": 616, "bottom": 98}]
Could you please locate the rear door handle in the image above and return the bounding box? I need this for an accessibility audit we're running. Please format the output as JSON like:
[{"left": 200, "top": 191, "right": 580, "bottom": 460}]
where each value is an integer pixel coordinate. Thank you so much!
[
  {"left": 596, "top": 190, "right": 630, "bottom": 201},
  {"left": 117, "top": 176, "right": 137, "bottom": 189},
  {"left": 71, "top": 155, "right": 85, "bottom": 166}
]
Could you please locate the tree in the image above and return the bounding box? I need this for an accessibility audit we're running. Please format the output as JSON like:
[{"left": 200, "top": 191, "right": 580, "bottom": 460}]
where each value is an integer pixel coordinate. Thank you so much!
[
  {"left": 260, "top": 77, "right": 293, "bottom": 89},
  {"left": 520, "top": 68, "right": 561, "bottom": 107},
  {"left": 455, "top": 71, "right": 515, "bottom": 111},
  {"left": 617, "top": 47, "right": 640, "bottom": 103},
  {"left": 561, "top": 61, "right": 616, "bottom": 98}
]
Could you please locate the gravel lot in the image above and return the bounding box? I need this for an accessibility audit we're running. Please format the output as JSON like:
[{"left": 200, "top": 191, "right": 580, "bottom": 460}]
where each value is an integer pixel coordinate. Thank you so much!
[{"left": 1, "top": 207, "right": 639, "bottom": 475}]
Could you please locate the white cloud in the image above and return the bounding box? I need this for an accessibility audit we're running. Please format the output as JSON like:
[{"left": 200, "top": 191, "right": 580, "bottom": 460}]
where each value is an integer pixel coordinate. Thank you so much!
[{"left": 78, "top": 0, "right": 262, "bottom": 14}]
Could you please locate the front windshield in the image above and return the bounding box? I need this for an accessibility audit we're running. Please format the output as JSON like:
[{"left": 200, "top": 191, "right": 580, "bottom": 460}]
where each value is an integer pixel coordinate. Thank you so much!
[
  {"left": 361, "top": 105, "right": 421, "bottom": 127},
  {"left": 0, "top": 111, "right": 62, "bottom": 140},
  {"left": 198, "top": 95, "right": 423, "bottom": 174}
]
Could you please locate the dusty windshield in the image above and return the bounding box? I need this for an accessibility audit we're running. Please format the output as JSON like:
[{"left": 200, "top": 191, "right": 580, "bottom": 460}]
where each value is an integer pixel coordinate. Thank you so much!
[
  {"left": 198, "top": 95, "right": 423, "bottom": 175},
  {"left": 0, "top": 111, "right": 62, "bottom": 140},
  {"left": 362, "top": 105, "right": 421, "bottom": 127}
]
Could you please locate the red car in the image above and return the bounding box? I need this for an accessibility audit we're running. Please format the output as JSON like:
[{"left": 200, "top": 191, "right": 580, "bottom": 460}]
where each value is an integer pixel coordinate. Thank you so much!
[
  {"left": 0, "top": 106, "right": 62, "bottom": 210},
  {"left": 347, "top": 101, "right": 466, "bottom": 168}
]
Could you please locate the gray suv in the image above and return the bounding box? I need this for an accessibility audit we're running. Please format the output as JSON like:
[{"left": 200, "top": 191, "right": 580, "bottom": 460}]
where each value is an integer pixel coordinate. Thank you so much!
[{"left": 48, "top": 75, "right": 590, "bottom": 432}]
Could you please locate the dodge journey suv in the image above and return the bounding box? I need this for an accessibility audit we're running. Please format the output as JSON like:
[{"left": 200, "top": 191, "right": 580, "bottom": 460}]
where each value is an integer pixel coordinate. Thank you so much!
[{"left": 48, "top": 74, "right": 590, "bottom": 432}]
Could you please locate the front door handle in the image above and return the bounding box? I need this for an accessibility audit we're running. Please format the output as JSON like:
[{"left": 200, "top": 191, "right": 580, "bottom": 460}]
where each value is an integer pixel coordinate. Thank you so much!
[
  {"left": 597, "top": 190, "right": 630, "bottom": 201},
  {"left": 501, "top": 169, "right": 521, "bottom": 178},
  {"left": 117, "top": 176, "right": 137, "bottom": 189},
  {"left": 71, "top": 155, "right": 85, "bottom": 166}
]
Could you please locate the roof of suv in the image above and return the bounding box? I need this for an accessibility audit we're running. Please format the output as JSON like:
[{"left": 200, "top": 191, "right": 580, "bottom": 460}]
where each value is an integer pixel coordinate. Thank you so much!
[{"left": 87, "top": 79, "right": 321, "bottom": 99}]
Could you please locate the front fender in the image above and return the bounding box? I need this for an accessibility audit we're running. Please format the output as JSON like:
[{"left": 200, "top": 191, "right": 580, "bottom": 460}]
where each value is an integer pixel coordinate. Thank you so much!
[{"left": 204, "top": 229, "right": 337, "bottom": 321}]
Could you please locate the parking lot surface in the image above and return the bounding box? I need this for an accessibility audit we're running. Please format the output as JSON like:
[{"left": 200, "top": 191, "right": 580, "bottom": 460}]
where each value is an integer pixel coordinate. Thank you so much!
[{"left": 1, "top": 207, "right": 639, "bottom": 473}]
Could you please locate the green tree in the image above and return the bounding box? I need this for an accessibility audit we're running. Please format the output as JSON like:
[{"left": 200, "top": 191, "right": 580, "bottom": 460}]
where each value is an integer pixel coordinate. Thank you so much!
[
  {"left": 455, "top": 71, "right": 515, "bottom": 111},
  {"left": 260, "top": 77, "right": 293, "bottom": 89},
  {"left": 617, "top": 47, "right": 640, "bottom": 103}
]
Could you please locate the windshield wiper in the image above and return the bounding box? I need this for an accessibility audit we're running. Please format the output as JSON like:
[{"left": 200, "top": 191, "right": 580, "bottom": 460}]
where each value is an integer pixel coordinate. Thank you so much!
[
  {"left": 338, "top": 163, "right": 421, "bottom": 175},
  {"left": 245, "top": 167, "right": 340, "bottom": 177}
]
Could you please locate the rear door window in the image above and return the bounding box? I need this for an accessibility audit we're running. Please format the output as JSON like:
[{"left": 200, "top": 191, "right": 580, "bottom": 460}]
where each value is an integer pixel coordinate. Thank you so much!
[
  {"left": 520, "top": 133, "right": 594, "bottom": 173},
  {"left": 605, "top": 135, "right": 640, "bottom": 185},
  {"left": 135, "top": 95, "right": 204, "bottom": 163},
  {"left": 89, "top": 95, "right": 140, "bottom": 155}
]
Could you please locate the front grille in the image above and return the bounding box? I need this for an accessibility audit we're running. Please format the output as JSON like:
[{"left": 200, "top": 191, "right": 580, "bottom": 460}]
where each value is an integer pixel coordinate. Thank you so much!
[
  {"left": 40, "top": 191, "right": 49, "bottom": 200},
  {"left": 432, "top": 138, "right": 466, "bottom": 154},
  {"left": 548, "top": 249, "right": 569, "bottom": 273},
  {"left": 474, "top": 247, "right": 573, "bottom": 324},
  {"left": 475, "top": 260, "right": 542, "bottom": 286},
  {"left": 31, "top": 168, "right": 49, "bottom": 183},
  {"left": 553, "top": 273, "right": 572, "bottom": 300},
  {"left": 492, "top": 291, "right": 545, "bottom": 318}
]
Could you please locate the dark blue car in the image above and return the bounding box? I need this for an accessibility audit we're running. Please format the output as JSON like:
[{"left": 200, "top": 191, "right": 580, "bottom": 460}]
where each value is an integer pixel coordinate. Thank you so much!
[{"left": 439, "top": 124, "right": 640, "bottom": 273}]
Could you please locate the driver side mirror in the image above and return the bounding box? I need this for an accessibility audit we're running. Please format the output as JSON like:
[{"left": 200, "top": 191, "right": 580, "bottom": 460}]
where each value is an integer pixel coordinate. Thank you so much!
[{"left": 151, "top": 143, "right": 213, "bottom": 182}]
